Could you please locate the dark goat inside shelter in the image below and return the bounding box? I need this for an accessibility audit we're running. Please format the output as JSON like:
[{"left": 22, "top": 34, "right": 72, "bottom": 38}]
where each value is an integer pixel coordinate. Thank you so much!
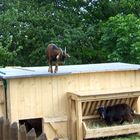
[
  {"left": 46, "top": 44, "right": 70, "bottom": 73},
  {"left": 98, "top": 103, "right": 134, "bottom": 125}
]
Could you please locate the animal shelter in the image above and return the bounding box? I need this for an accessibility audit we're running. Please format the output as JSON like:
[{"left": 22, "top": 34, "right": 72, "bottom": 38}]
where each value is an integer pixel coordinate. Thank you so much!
[{"left": 0, "top": 62, "right": 140, "bottom": 140}]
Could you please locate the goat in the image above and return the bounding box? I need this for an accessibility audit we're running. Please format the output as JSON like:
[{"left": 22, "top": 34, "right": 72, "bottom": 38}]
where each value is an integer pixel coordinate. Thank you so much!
[
  {"left": 98, "top": 103, "right": 134, "bottom": 125},
  {"left": 46, "top": 44, "right": 70, "bottom": 73}
]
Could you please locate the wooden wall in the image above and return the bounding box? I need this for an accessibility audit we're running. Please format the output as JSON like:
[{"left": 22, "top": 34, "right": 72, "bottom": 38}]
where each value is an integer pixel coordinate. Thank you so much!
[
  {"left": 5, "top": 70, "right": 140, "bottom": 139},
  {"left": 0, "top": 81, "right": 5, "bottom": 116}
]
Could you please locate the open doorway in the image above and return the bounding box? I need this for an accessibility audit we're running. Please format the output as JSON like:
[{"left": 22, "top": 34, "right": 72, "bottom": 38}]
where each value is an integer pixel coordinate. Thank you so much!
[{"left": 19, "top": 118, "right": 43, "bottom": 136}]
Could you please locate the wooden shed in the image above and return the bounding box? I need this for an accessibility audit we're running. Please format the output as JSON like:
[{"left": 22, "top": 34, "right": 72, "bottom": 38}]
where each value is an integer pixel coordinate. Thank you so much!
[{"left": 0, "top": 62, "right": 140, "bottom": 140}]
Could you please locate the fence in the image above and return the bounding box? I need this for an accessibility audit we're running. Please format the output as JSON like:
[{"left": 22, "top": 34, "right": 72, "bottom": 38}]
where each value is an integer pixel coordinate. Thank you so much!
[{"left": 0, "top": 117, "right": 47, "bottom": 140}]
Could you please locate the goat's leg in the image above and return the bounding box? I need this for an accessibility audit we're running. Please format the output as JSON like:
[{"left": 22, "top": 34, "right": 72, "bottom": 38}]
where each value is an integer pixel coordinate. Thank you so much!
[
  {"left": 119, "top": 119, "right": 124, "bottom": 124},
  {"left": 54, "top": 63, "right": 58, "bottom": 73},
  {"left": 48, "top": 61, "right": 53, "bottom": 73},
  {"left": 48, "top": 65, "right": 53, "bottom": 73}
]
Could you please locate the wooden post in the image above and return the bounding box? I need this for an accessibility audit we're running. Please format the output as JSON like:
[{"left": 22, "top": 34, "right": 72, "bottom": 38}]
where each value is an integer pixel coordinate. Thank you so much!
[
  {"left": 76, "top": 100, "right": 83, "bottom": 140},
  {"left": 67, "top": 95, "right": 72, "bottom": 140},
  {"left": 19, "top": 124, "right": 27, "bottom": 140},
  {"left": 26, "top": 128, "right": 37, "bottom": 140},
  {"left": 10, "top": 122, "right": 18, "bottom": 140},
  {"left": 37, "top": 133, "right": 47, "bottom": 140},
  {"left": 71, "top": 100, "right": 76, "bottom": 140},
  {"left": 3, "top": 118, "right": 10, "bottom": 140},
  {"left": 0, "top": 117, "right": 4, "bottom": 140}
]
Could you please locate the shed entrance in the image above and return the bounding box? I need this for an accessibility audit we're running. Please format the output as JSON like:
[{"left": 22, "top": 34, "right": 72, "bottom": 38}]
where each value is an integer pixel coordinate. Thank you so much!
[{"left": 19, "top": 118, "right": 43, "bottom": 137}]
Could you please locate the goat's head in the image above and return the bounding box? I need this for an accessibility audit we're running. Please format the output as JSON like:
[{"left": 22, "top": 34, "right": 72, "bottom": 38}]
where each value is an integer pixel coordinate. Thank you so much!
[{"left": 56, "top": 47, "right": 70, "bottom": 63}]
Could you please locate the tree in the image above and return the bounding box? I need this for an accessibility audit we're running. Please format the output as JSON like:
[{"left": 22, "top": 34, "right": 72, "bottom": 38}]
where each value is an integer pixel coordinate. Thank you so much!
[
  {"left": 100, "top": 14, "right": 140, "bottom": 63},
  {"left": 1, "top": 0, "right": 140, "bottom": 66}
]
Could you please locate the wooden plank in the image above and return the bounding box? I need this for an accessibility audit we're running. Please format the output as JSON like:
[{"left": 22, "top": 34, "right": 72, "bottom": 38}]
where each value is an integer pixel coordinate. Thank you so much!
[
  {"left": 100, "top": 100, "right": 106, "bottom": 107},
  {"left": 89, "top": 101, "right": 96, "bottom": 115},
  {"left": 78, "top": 73, "right": 91, "bottom": 91},
  {"left": 95, "top": 101, "right": 101, "bottom": 111},
  {"left": 9, "top": 79, "right": 20, "bottom": 121},
  {"left": 52, "top": 76, "right": 59, "bottom": 116},
  {"left": 83, "top": 122, "right": 140, "bottom": 139},
  {"left": 105, "top": 100, "right": 110, "bottom": 106},
  {"left": 131, "top": 97, "right": 138, "bottom": 110},
  {"left": 19, "top": 124, "right": 27, "bottom": 140},
  {"left": 6, "top": 80, "right": 11, "bottom": 121},
  {"left": 67, "top": 94, "right": 72, "bottom": 140},
  {"left": 75, "top": 101, "right": 83, "bottom": 140},
  {"left": 26, "top": 128, "right": 37, "bottom": 140},
  {"left": 126, "top": 98, "right": 130, "bottom": 105},
  {"left": 68, "top": 99, "right": 76, "bottom": 140},
  {"left": 82, "top": 102, "right": 87, "bottom": 116},
  {"left": 130, "top": 98, "right": 134, "bottom": 108},
  {"left": 34, "top": 77, "right": 43, "bottom": 116},
  {"left": 82, "top": 115, "right": 99, "bottom": 120},
  {"left": 46, "top": 121, "right": 67, "bottom": 139},
  {"left": 41, "top": 77, "right": 53, "bottom": 117},
  {"left": 44, "top": 116, "right": 67, "bottom": 123},
  {"left": 3, "top": 118, "right": 10, "bottom": 140},
  {"left": 0, "top": 117, "right": 4, "bottom": 140},
  {"left": 68, "top": 88, "right": 140, "bottom": 98},
  {"left": 10, "top": 122, "right": 18, "bottom": 140},
  {"left": 37, "top": 133, "right": 47, "bottom": 140},
  {"left": 0, "top": 84, "right": 4, "bottom": 116},
  {"left": 48, "top": 122, "right": 63, "bottom": 138},
  {"left": 68, "top": 91, "right": 140, "bottom": 102},
  {"left": 57, "top": 75, "right": 70, "bottom": 116},
  {"left": 84, "top": 102, "right": 92, "bottom": 116}
]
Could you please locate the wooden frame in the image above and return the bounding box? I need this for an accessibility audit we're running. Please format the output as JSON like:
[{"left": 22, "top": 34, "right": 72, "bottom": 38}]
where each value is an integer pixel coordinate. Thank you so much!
[
  {"left": 68, "top": 89, "right": 140, "bottom": 140},
  {"left": 83, "top": 120, "right": 140, "bottom": 139}
]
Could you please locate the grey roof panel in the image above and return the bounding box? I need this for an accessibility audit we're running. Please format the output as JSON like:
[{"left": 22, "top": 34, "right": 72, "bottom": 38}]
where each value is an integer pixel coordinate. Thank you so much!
[{"left": 0, "top": 62, "right": 140, "bottom": 79}]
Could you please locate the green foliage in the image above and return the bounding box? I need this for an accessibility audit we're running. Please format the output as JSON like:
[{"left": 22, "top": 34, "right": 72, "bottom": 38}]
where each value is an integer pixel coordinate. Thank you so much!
[
  {"left": 100, "top": 14, "right": 140, "bottom": 63},
  {"left": 0, "top": 35, "right": 19, "bottom": 66},
  {"left": 1, "top": 0, "right": 140, "bottom": 66}
]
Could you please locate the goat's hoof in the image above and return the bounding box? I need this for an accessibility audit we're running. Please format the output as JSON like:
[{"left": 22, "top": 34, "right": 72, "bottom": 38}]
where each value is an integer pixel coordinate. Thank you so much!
[
  {"left": 48, "top": 68, "right": 53, "bottom": 73},
  {"left": 48, "top": 70, "right": 53, "bottom": 73},
  {"left": 54, "top": 71, "right": 57, "bottom": 73},
  {"left": 54, "top": 69, "right": 58, "bottom": 73}
]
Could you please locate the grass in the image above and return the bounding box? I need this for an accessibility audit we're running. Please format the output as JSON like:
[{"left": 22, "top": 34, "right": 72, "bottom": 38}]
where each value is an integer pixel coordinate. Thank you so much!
[
  {"left": 112, "top": 134, "right": 140, "bottom": 140},
  {"left": 88, "top": 134, "right": 140, "bottom": 140}
]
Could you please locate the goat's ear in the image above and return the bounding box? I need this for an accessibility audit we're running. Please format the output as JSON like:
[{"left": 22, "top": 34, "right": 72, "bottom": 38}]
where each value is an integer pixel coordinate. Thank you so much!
[{"left": 56, "top": 53, "right": 60, "bottom": 60}]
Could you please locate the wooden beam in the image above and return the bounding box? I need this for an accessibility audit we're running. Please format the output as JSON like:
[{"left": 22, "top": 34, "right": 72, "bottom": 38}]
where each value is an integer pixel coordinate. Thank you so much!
[
  {"left": 83, "top": 122, "right": 140, "bottom": 139},
  {"left": 44, "top": 116, "right": 67, "bottom": 123}
]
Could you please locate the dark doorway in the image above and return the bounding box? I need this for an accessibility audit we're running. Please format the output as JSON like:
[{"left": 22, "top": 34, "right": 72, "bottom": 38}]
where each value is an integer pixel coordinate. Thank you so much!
[{"left": 19, "top": 118, "right": 43, "bottom": 137}]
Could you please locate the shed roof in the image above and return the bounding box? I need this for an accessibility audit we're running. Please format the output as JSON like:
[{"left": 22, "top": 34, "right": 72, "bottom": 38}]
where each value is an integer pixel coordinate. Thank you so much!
[{"left": 0, "top": 62, "right": 140, "bottom": 79}]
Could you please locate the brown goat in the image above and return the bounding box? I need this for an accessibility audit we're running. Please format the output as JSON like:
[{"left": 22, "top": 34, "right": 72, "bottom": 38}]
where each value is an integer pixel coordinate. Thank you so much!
[{"left": 46, "top": 44, "right": 70, "bottom": 73}]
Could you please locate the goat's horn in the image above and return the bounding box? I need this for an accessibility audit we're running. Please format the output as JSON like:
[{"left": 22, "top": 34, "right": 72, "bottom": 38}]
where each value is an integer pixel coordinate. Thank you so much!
[{"left": 60, "top": 48, "right": 63, "bottom": 53}]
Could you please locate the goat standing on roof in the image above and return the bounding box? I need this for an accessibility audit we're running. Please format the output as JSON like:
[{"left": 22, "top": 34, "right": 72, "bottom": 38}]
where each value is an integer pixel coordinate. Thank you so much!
[{"left": 46, "top": 44, "right": 70, "bottom": 73}]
